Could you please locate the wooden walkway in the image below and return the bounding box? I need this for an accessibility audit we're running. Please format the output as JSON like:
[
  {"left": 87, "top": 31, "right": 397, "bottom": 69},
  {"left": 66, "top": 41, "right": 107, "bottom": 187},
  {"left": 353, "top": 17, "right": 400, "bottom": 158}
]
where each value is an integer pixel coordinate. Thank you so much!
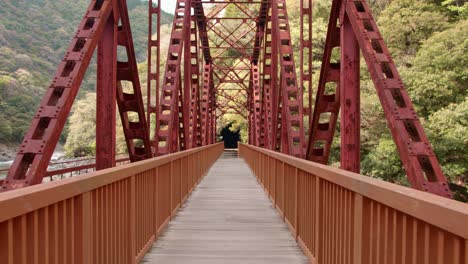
[{"left": 142, "top": 150, "right": 308, "bottom": 263}]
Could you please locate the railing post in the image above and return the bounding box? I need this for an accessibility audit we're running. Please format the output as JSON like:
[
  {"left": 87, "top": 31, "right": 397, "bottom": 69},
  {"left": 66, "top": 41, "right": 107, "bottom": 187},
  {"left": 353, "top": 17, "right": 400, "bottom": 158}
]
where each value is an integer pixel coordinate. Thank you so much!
[
  {"left": 170, "top": 161, "right": 174, "bottom": 219},
  {"left": 130, "top": 176, "right": 136, "bottom": 264},
  {"left": 154, "top": 167, "right": 159, "bottom": 237},
  {"left": 465, "top": 240, "right": 468, "bottom": 263},
  {"left": 281, "top": 162, "right": 285, "bottom": 221},
  {"left": 79, "top": 192, "right": 93, "bottom": 264},
  {"left": 353, "top": 194, "right": 363, "bottom": 264},
  {"left": 294, "top": 168, "right": 299, "bottom": 240},
  {"left": 273, "top": 159, "right": 276, "bottom": 207},
  {"left": 314, "top": 177, "right": 321, "bottom": 261}
]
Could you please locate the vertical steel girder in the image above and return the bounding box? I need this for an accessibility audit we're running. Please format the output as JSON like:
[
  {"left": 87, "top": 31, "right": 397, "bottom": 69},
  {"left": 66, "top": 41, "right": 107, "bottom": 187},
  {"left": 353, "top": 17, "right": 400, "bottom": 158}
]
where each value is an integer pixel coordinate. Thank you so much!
[
  {"left": 115, "top": 0, "right": 153, "bottom": 162},
  {"left": 96, "top": 12, "right": 117, "bottom": 170},
  {"left": 155, "top": 0, "right": 191, "bottom": 155},
  {"left": 250, "top": 64, "right": 262, "bottom": 146},
  {"left": 307, "top": 0, "right": 342, "bottom": 164},
  {"left": 2, "top": 0, "right": 152, "bottom": 191},
  {"left": 147, "top": 0, "right": 161, "bottom": 149},
  {"left": 153, "top": 0, "right": 214, "bottom": 154},
  {"left": 188, "top": 17, "right": 203, "bottom": 148},
  {"left": 177, "top": 70, "right": 187, "bottom": 151},
  {"left": 261, "top": 16, "right": 273, "bottom": 150},
  {"left": 200, "top": 63, "right": 214, "bottom": 145},
  {"left": 210, "top": 81, "right": 217, "bottom": 143},
  {"left": 340, "top": 4, "right": 360, "bottom": 173},
  {"left": 193, "top": 1, "right": 212, "bottom": 63},
  {"left": 251, "top": 1, "right": 270, "bottom": 148},
  {"left": 270, "top": 9, "right": 281, "bottom": 152},
  {"left": 300, "top": 0, "right": 313, "bottom": 131},
  {"left": 271, "top": 0, "right": 305, "bottom": 158},
  {"left": 251, "top": 1, "right": 270, "bottom": 64}
]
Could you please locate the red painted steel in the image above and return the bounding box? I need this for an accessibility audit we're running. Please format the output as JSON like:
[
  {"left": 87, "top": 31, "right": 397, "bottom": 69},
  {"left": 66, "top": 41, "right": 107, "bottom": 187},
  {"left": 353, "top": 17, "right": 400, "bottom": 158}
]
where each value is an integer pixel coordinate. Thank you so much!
[
  {"left": 177, "top": 69, "right": 187, "bottom": 151},
  {"left": 155, "top": 0, "right": 191, "bottom": 155},
  {"left": 344, "top": 0, "right": 451, "bottom": 197},
  {"left": 115, "top": 0, "right": 153, "bottom": 162},
  {"left": 188, "top": 16, "right": 203, "bottom": 148},
  {"left": 96, "top": 13, "right": 117, "bottom": 170},
  {"left": 250, "top": 64, "right": 262, "bottom": 146},
  {"left": 251, "top": 1, "right": 270, "bottom": 64},
  {"left": 305, "top": 0, "right": 451, "bottom": 197},
  {"left": 271, "top": 0, "right": 305, "bottom": 158},
  {"left": 261, "top": 15, "right": 273, "bottom": 150},
  {"left": 340, "top": 10, "right": 361, "bottom": 173},
  {"left": 306, "top": 0, "right": 342, "bottom": 164},
  {"left": 2, "top": 0, "right": 115, "bottom": 191},
  {"left": 300, "top": 0, "right": 313, "bottom": 130},
  {"left": 200, "top": 63, "right": 215, "bottom": 145},
  {"left": 147, "top": 0, "right": 161, "bottom": 148}
]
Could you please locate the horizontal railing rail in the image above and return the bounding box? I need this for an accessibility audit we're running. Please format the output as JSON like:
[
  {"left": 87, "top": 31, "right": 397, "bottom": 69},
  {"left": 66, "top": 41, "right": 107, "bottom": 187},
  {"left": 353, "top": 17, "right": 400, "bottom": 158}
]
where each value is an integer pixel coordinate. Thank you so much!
[
  {"left": 0, "top": 143, "right": 224, "bottom": 264},
  {"left": 239, "top": 143, "right": 468, "bottom": 264}
]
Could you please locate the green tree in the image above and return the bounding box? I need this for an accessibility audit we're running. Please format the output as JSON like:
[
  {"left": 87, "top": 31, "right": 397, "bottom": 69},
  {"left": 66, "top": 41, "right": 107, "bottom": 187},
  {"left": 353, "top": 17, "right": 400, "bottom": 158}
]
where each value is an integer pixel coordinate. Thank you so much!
[
  {"left": 361, "top": 137, "right": 407, "bottom": 185},
  {"left": 403, "top": 20, "right": 468, "bottom": 117},
  {"left": 426, "top": 98, "right": 468, "bottom": 183},
  {"left": 378, "top": 0, "right": 449, "bottom": 62},
  {"left": 64, "top": 93, "right": 129, "bottom": 157}
]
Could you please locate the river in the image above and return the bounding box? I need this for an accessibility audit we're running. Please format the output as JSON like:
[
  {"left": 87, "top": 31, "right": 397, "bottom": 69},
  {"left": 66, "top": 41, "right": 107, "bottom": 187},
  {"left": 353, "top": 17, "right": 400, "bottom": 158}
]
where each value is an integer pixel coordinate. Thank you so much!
[{"left": 0, "top": 152, "right": 65, "bottom": 180}]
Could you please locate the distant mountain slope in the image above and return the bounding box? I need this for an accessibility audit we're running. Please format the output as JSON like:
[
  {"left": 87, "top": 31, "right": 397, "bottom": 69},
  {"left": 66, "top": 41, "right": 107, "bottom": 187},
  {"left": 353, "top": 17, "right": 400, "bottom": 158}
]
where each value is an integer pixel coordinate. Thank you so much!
[{"left": 0, "top": 0, "right": 173, "bottom": 143}]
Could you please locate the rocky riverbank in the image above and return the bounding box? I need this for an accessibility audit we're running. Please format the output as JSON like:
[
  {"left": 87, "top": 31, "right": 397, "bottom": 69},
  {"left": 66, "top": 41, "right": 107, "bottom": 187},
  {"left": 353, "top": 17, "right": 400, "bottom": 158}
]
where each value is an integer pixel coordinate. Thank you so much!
[{"left": 0, "top": 144, "right": 17, "bottom": 162}]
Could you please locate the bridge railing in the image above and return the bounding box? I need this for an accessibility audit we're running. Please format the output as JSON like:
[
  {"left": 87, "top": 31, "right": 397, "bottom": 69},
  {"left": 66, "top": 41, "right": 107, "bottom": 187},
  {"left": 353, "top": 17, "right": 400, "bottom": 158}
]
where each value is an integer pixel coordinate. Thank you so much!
[
  {"left": 239, "top": 143, "right": 468, "bottom": 264},
  {"left": 0, "top": 143, "right": 224, "bottom": 264}
]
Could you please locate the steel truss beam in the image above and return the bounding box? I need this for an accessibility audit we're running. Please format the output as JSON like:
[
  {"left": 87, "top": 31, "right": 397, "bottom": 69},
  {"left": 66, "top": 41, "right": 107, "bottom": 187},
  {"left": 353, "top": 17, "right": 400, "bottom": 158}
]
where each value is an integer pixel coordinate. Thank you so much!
[
  {"left": 200, "top": 63, "right": 215, "bottom": 145},
  {"left": 147, "top": 0, "right": 161, "bottom": 149},
  {"left": 188, "top": 16, "right": 203, "bottom": 148},
  {"left": 306, "top": 0, "right": 451, "bottom": 197},
  {"left": 115, "top": 0, "right": 153, "bottom": 162},
  {"left": 301, "top": 0, "right": 313, "bottom": 130},
  {"left": 250, "top": 64, "right": 262, "bottom": 146},
  {"left": 261, "top": 14, "right": 274, "bottom": 150},
  {"left": 346, "top": 0, "right": 451, "bottom": 197},
  {"left": 2, "top": 0, "right": 152, "bottom": 191},
  {"left": 307, "top": 0, "right": 341, "bottom": 164},
  {"left": 270, "top": 0, "right": 305, "bottom": 158},
  {"left": 155, "top": 0, "right": 191, "bottom": 155}
]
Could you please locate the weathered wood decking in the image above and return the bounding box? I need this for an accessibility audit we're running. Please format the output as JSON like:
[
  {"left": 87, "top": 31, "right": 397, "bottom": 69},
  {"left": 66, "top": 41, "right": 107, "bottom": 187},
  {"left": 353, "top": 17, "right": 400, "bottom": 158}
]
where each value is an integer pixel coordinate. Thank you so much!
[{"left": 142, "top": 150, "right": 308, "bottom": 263}]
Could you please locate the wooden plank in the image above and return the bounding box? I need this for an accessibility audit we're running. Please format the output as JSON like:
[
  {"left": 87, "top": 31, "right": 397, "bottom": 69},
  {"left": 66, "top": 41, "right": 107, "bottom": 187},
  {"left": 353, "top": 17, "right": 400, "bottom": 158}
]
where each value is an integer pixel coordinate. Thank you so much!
[{"left": 142, "top": 152, "right": 308, "bottom": 263}]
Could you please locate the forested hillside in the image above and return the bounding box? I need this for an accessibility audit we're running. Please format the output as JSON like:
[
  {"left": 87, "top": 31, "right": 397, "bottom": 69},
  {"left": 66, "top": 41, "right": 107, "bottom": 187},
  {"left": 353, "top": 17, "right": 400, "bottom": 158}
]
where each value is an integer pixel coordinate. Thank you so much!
[{"left": 0, "top": 0, "right": 172, "bottom": 144}]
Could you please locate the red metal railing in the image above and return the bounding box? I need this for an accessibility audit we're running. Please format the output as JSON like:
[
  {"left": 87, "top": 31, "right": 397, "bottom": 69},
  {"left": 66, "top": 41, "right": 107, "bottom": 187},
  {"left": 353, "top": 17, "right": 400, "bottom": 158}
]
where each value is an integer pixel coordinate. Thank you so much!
[
  {"left": 239, "top": 143, "right": 468, "bottom": 264},
  {"left": 0, "top": 143, "right": 223, "bottom": 263}
]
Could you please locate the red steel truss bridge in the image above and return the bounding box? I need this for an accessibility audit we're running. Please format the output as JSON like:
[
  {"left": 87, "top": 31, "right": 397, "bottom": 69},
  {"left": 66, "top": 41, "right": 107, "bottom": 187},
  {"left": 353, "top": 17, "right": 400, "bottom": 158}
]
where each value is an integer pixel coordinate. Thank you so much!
[{"left": 0, "top": 0, "right": 467, "bottom": 263}]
